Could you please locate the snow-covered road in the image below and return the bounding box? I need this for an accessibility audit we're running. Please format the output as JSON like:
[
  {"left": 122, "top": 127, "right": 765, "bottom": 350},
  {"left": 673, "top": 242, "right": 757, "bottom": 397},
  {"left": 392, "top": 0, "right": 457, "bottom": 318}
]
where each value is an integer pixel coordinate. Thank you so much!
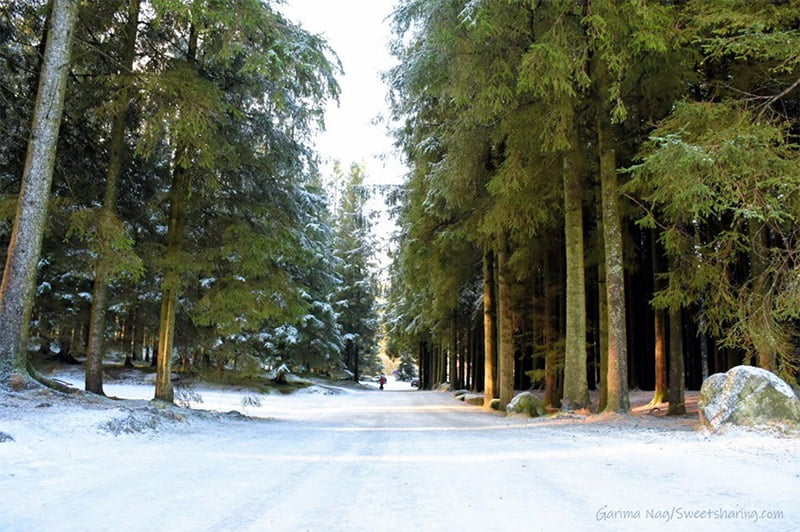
[{"left": 1, "top": 379, "right": 798, "bottom": 531}]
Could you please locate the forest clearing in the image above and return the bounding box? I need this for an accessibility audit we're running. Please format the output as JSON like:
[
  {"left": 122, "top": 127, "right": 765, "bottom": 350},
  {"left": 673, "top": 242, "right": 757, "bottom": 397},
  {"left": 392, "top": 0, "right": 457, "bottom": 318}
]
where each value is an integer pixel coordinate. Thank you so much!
[{"left": 1, "top": 364, "right": 798, "bottom": 532}]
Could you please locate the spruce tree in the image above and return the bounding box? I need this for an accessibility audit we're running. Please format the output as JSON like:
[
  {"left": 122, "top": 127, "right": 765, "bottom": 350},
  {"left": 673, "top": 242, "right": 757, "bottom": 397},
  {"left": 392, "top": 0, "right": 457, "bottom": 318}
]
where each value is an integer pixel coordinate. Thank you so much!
[{"left": 0, "top": 0, "right": 79, "bottom": 382}]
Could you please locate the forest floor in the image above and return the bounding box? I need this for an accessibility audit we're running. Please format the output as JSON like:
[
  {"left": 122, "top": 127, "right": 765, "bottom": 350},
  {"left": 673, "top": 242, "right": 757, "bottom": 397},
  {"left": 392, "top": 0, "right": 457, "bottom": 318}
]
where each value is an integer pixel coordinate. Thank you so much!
[{"left": 1, "top": 363, "right": 798, "bottom": 531}]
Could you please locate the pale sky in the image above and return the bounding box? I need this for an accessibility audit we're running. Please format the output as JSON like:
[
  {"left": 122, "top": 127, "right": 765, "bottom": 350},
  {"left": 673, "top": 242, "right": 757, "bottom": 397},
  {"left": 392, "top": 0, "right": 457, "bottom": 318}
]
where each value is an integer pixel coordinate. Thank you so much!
[{"left": 280, "top": 0, "right": 406, "bottom": 187}]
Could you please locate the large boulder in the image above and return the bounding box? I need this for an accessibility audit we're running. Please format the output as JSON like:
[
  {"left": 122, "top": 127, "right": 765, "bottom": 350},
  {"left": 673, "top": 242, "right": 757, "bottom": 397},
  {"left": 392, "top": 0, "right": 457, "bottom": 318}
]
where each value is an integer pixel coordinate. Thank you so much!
[
  {"left": 506, "top": 391, "right": 546, "bottom": 418},
  {"left": 699, "top": 365, "right": 800, "bottom": 430}
]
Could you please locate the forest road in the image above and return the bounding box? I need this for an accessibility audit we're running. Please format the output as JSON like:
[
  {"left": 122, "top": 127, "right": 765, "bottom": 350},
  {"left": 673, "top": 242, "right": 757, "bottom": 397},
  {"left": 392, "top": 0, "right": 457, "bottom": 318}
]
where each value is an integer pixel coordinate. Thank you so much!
[
  {"left": 2, "top": 383, "right": 798, "bottom": 532},
  {"left": 168, "top": 387, "right": 797, "bottom": 532}
]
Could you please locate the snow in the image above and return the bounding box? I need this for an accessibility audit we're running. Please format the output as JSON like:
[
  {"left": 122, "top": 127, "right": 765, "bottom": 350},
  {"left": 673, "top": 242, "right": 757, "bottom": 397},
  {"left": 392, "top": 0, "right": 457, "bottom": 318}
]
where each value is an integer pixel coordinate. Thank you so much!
[{"left": 1, "top": 368, "right": 798, "bottom": 531}]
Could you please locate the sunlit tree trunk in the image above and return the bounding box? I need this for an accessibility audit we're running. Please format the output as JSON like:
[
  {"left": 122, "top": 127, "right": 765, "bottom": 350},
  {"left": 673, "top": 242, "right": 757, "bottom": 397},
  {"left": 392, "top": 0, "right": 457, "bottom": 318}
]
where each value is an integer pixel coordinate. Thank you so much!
[
  {"left": 482, "top": 247, "right": 497, "bottom": 408},
  {"left": 0, "top": 0, "right": 79, "bottom": 380},
  {"left": 497, "top": 236, "right": 514, "bottom": 410},
  {"left": 154, "top": 19, "right": 199, "bottom": 402},
  {"left": 155, "top": 151, "right": 191, "bottom": 402},
  {"left": 561, "top": 152, "right": 590, "bottom": 411},
  {"left": 86, "top": 0, "right": 141, "bottom": 395},
  {"left": 649, "top": 231, "right": 667, "bottom": 406}
]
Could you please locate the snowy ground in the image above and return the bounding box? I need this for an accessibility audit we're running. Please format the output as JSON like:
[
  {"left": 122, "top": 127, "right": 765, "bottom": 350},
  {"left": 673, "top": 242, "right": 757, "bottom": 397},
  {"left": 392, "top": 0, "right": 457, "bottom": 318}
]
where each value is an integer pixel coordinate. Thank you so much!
[{"left": 1, "top": 367, "right": 798, "bottom": 532}]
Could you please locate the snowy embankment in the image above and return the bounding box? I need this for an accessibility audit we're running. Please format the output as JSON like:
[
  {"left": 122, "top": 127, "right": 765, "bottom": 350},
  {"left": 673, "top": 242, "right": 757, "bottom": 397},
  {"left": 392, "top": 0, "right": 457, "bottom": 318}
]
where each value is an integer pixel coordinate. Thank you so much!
[{"left": 1, "top": 367, "right": 798, "bottom": 532}]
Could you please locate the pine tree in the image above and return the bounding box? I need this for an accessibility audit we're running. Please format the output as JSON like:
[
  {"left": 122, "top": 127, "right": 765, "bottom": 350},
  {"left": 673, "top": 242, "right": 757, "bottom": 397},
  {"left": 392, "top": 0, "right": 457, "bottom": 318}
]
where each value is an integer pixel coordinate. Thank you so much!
[
  {"left": 84, "top": 0, "right": 142, "bottom": 396},
  {"left": 134, "top": 0, "right": 339, "bottom": 400},
  {"left": 0, "top": 0, "right": 79, "bottom": 383},
  {"left": 333, "top": 163, "right": 379, "bottom": 382}
]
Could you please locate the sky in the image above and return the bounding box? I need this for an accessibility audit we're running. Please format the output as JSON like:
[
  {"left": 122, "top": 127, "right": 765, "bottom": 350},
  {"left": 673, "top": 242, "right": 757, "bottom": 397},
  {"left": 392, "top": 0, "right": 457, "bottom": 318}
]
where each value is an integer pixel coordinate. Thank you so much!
[
  {"left": 280, "top": 0, "right": 406, "bottom": 188},
  {"left": 280, "top": 1, "right": 405, "bottom": 274}
]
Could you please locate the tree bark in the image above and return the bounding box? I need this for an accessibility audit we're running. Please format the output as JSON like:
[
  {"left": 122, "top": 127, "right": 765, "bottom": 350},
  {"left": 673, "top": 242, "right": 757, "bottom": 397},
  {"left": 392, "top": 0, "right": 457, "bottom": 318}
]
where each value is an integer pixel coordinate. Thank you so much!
[
  {"left": 482, "top": 247, "right": 497, "bottom": 408},
  {"left": 497, "top": 237, "right": 515, "bottom": 410},
  {"left": 154, "top": 19, "right": 199, "bottom": 402},
  {"left": 155, "top": 151, "right": 192, "bottom": 402},
  {"left": 649, "top": 231, "right": 667, "bottom": 405},
  {"left": 449, "top": 313, "right": 458, "bottom": 389},
  {"left": 667, "top": 308, "right": 686, "bottom": 415},
  {"left": 561, "top": 152, "right": 590, "bottom": 411},
  {"left": 544, "top": 252, "right": 560, "bottom": 408},
  {"left": 749, "top": 221, "right": 774, "bottom": 371},
  {"left": 85, "top": 0, "right": 141, "bottom": 395},
  {"left": 0, "top": 0, "right": 79, "bottom": 379},
  {"left": 597, "top": 260, "right": 609, "bottom": 411},
  {"left": 418, "top": 340, "right": 426, "bottom": 390},
  {"left": 596, "top": 57, "right": 630, "bottom": 414},
  {"left": 353, "top": 343, "right": 360, "bottom": 383}
]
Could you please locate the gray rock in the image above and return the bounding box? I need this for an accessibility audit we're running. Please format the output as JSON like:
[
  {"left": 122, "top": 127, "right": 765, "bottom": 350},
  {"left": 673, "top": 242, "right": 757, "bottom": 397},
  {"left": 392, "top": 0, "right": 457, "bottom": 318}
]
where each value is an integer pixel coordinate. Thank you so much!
[
  {"left": 506, "top": 391, "right": 546, "bottom": 417},
  {"left": 267, "top": 364, "right": 292, "bottom": 383},
  {"left": 461, "top": 393, "right": 484, "bottom": 405},
  {"left": 699, "top": 365, "right": 800, "bottom": 430}
]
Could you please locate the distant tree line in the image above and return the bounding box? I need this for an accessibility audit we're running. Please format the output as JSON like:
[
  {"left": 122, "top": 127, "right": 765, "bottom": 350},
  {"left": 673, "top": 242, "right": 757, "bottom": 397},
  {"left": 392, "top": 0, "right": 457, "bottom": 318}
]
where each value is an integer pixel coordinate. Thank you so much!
[
  {"left": 384, "top": 0, "right": 800, "bottom": 413},
  {"left": 0, "top": 0, "right": 381, "bottom": 399}
]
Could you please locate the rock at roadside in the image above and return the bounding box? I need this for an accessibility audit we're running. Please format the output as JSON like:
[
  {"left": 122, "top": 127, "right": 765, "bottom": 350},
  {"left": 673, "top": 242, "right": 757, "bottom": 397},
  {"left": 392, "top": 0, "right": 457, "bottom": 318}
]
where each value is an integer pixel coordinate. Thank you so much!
[
  {"left": 461, "top": 393, "right": 484, "bottom": 406},
  {"left": 699, "top": 365, "right": 800, "bottom": 430},
  {"left": 506, "top": 391, "right": 546, "bottom": 418},
  {"left": 267, "top": 364, "right": 292, "bottom": 384}
]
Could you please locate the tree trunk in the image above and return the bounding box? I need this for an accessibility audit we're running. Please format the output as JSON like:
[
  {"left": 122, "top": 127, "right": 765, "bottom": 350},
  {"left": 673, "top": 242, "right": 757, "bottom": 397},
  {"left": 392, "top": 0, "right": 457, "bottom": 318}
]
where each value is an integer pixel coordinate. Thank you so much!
[
  {"left": 597, "top": 261, "right": 609, "bottom": 411},
  {"left": 596, "top": 58, "right": 629, "bottom": 414},
  {"left": 421, "top": 340, "right": 431, "bottom": 390},
  {"left": 497, "top": 236, "right": 514, "bottom": 410},
  {"left": 155, "top": 156, "right": 192, "bottom": 402},
  {"left": 749, "top": 221, "right": 774, "bottom": 371},
  {"left": 155, "top": 282, "right": 178, "bottom": 401},
  {"left": 482, "top": 247, "right": 497, "bottom": 407},
  {"left": 434, "top": 343, "right": 439, "bottom": 387},
  {"left": 561, "top": 152, "right": 590, "bottom": 411},
  {"left": 85, "top": 0, "right": 141, "bottom": 395},
  {"left": 439, "top": 342, "right": 446, "bottom": 386},
  {"left": 667, "top": 308, "right": 686, "bottom": 415},
  {"left": 544, "top": 252, "right": 560, "bottom": 408},
  {"left": 130, "top": 303, "right": 143, "bottom": 362},
  {"left": 418, "top": 340, "right": 426, "bottom": 390},
  {"left": 353, "top": 343, "right": 360, "bottom": 383},
  {"left": 0, "top": 0, "right": 79, "bottom": 379},
  {"left": 154, "top": 21, "right": 199, "bottom": 402},
  {"left": 449, "top": 313, "right": 458, "bottom": 389},
  {"left": 649, "top": 231, "right": 667, "bottom": 405}
]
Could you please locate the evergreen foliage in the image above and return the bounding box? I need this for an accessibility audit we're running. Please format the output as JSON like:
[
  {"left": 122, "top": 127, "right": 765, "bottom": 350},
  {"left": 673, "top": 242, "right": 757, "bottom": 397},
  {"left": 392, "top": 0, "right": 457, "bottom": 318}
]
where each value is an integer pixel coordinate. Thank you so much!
[
  {"left": 385, "top": 0, "right": 800, "bottom": 401},
  {"left": 0, "top": 1, "right": 382, "bottom": 391},
  {"left": 3, "top": 0, "right": 800, "bottom": 397},
  {"left": 332, "top": 163, "right": 381, "bottom": 381}
]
